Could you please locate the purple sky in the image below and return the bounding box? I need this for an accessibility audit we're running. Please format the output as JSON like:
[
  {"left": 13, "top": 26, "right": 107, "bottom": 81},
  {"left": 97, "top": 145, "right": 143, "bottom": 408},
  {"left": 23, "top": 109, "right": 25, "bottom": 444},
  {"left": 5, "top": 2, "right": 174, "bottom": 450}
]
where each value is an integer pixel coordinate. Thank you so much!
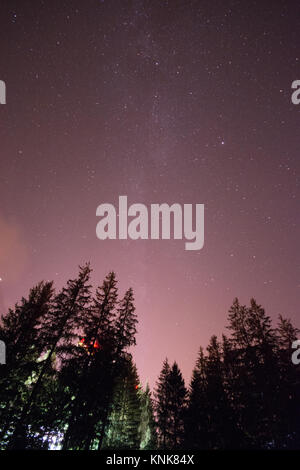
[{"left": 0, "top": 0, "right": 299, "bottom": 388}]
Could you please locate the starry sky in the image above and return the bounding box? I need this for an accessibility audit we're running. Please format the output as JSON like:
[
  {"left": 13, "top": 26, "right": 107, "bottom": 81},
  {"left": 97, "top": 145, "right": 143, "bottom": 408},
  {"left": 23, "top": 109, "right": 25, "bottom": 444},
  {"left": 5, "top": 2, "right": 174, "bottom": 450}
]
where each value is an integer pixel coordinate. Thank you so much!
[{"left": 0, "top": 0, "right": 299, "bottom": 388}]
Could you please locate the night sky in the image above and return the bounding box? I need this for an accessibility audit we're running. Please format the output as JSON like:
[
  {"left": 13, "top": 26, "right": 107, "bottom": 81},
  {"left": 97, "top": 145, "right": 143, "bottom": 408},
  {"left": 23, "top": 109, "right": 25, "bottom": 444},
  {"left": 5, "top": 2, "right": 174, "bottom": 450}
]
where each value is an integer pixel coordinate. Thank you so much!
[{"left": 0, "top": 0, "right": 299, "bottom": 388}]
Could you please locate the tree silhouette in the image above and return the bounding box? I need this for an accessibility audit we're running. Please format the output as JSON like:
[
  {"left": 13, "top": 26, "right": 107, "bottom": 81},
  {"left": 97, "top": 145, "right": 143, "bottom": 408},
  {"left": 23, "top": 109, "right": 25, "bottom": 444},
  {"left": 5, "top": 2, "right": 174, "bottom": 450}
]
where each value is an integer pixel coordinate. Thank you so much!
[
  {"left": 0, "top": 281, "right": 54, "bottom": 448},
  {"left": 154, "top": 360, "right": 187, "bottom": 449},
  {"left": 0, "top": 269, "right": 299, "bottom": 450}
]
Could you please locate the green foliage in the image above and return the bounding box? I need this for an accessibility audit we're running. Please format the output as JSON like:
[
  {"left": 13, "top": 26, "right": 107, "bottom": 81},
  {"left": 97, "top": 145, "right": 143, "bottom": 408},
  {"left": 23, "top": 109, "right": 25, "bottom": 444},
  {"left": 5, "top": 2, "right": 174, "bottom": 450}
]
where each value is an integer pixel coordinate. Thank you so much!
[
  {"left": 139, "top": 384, "right": 157, "bottom": 450},
  {"left": 103, "top": 356, "right": 141, "bottom": 449},
  {"left": 0, "top": 281, "right": 54, "bottom": 449}
]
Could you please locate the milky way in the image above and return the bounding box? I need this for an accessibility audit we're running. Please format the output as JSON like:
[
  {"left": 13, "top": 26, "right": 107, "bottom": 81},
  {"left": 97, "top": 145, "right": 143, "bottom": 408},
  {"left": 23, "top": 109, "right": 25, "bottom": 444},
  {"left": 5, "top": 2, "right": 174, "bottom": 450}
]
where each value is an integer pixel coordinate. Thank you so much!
[{"left": 0, "top": 0, "right": 299, "bottom": 388}]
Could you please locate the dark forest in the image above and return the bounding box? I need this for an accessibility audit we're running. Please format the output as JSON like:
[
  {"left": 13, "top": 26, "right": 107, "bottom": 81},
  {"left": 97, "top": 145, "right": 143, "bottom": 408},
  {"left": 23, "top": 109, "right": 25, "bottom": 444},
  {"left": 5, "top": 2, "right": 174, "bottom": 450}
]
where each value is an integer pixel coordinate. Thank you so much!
[{"left": 0, "top": 264, "right": 299, "bottom": 450}]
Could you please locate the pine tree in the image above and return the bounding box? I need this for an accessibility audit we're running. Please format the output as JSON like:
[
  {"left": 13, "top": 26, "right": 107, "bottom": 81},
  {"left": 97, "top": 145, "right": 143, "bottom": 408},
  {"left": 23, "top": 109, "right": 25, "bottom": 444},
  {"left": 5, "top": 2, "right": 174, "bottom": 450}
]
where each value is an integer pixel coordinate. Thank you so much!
[
  {"left": 61, "top": 278, "right": 139, "bottom": 450},
  {"left": 221, "top": 334, "right": 244, "bottom": 448},
  {"left": 96, "top": 286, "right": 138, "bottom": 450},
  {"left": 103, "top": 356, "right": 141, "bottom": 449},
  {"left": 167, "top": 362, "right": 187, "bottom": 449},
  {"left": 114, "top": 288, "right": 138, "bottom": 355},
  {"left": 154, "top": 358, "right": 171, "bottom": 449},
  {"left": 120, "top": 360, "right": 142, "bottom": 449},
  {"left": 154, "top": 360, "right": 187, "bottom": 449},
  {"left": 274, "top": 315, "right": 300, "bottom": 448},
  {"left": 185, "top": 347, "right": 209, "bottom": 449},
  {"left": 8, "top": 264, "right": 92, "bottom": 449},
  {"left": 2, "top": 267, "right": 299, "bottom": 451},
  {"left": 139, "top": 384, "right": 157, "bottom": 449},
  {"left": 61, "top": 272, "right": 118, "bottom": 450},
  {"left": 22, "top": 351, "right": 59, "bottom": 449},
  {"left": 205, "top": 335, "right": 234, "bottom": 448},
  {"left": 85, "top": 271, "right": 118, "bottom": 348},
  {"left": 0, "top": 281, "right": 54, "bottom": 448},
  {"left": 226, "top": 298, "right": 279, "bottom": 448}
]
